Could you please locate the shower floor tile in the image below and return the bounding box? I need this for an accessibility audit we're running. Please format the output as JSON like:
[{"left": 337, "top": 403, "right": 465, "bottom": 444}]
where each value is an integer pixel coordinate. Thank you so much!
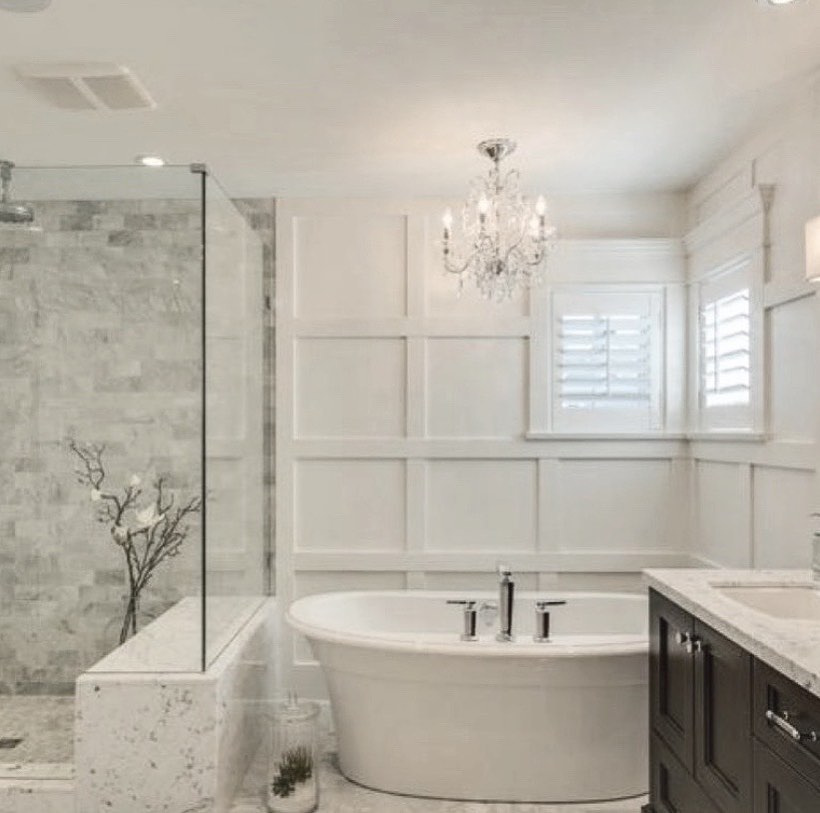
[
  {"left": 230, "top": 739, "right": 647, "bottom": 813},
  {"left": 0, "top": 695, "right": 74, "bottom": 774}
]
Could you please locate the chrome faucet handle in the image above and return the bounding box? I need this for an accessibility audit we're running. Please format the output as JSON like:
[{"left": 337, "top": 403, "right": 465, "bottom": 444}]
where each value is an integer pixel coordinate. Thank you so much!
[
  {"left": 534, "top": 600, "right": 566, "bottom": 642},
  {"left": 447, "top": 599, "right": 478, "bottom": 641},
  {"left": 497, "top": 562, "right": 512, "bottom": 577}
]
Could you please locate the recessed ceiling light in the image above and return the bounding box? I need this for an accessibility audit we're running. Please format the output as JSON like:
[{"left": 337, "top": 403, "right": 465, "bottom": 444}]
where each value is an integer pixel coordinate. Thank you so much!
[
  {"left": 0, "top": 0, "right": 51, "bottom": 11},
  {"left": 757, "top": 0, "right": 799, "bottom": 5},
  {"left": 135, "top": 154, "right": 165, "bottom": 168}
]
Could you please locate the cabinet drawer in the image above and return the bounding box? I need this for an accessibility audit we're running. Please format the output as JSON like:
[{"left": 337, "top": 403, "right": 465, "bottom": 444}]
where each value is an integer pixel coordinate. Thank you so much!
[
  {"left": 754, "top": 660, "right": 820, "bottom": 789},
  {"left": 651, "top": 732, "right": 720, "bottom": 813},
  {"left": 754, "top": 740, "right": 820, "bottom": 812}
]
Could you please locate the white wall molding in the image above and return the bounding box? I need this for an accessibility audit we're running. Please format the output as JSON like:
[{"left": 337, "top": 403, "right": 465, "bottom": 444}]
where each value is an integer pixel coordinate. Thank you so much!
[
  {"left": 291, "top": 317, "right": 532, "bottom": 337},
  {"left": 289, "top": 438, "right": 690, "bottom": 459},
  {"left": 690, "top": 440, "right": 816, "bottom": 471},
  {"left": 684, "top": 185, "right": 773, "bottom": 265},
  {"left": 291, "top": 551, "right": 694, "bottom": 572},
  {"left": 764, "top": 280, "right": 816, "bottom": 310}
]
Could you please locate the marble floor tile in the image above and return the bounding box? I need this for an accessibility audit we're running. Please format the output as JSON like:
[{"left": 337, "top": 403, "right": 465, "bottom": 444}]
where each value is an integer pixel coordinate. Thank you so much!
[
  {"left": 0, "top": 696, "right": 74, "bottom": 774},
  {"left": 230, "top": 742, "right": 647, "bottom": 813}
]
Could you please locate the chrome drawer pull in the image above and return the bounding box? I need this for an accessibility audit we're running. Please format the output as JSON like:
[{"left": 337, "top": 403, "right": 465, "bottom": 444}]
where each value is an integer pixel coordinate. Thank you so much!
[{"left": 766, "top": 709, "right": 819, "bottom": 742}]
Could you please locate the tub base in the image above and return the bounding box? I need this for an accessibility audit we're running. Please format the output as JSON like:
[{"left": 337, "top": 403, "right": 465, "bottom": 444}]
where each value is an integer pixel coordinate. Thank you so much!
[{"left": 321, "top": 646, "right": 648, "bottom": 803}]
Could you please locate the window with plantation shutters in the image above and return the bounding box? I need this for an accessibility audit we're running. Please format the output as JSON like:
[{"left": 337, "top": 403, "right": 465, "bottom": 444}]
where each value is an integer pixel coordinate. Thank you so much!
[
  {"left": 695, "top": 254, "right": 758, "bottom": 432},
  {"left": 700, "top": 289, "right": 750, "bottom": 408},
  {"left": 551, "top": 291, "right": 662, "bottom": 432}
]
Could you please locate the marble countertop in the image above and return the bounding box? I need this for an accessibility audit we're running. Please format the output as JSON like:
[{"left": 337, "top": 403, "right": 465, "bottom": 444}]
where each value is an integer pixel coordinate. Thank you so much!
[{"left": 643, "top": 569, "right": 820, "bottom": 698}]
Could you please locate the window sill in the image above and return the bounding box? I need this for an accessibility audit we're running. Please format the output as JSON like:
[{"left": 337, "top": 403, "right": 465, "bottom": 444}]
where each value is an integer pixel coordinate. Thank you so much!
[
  {"left": 687, "top": 431, "right": 767, "bottom": 443},
  {"left": 525, "top": 432, "right": 687, "bottom": 441},
  {"left": 525, "top": 431, "right": 767, "bottom": 443}
]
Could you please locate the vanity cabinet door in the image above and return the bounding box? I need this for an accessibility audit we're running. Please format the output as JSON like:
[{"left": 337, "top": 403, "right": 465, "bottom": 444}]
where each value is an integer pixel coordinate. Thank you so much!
[
  {"left": 650, "top": 589, "right": 695, "bottom": 771},
  {"left": 754, "top": 740, "right": 820, "bottom": 813},
  {"left": 694, "top": 618, "right": 753, "bottom": 813},
  {"left": 650, "top": 733, "right": 721, "bottom": 813}
]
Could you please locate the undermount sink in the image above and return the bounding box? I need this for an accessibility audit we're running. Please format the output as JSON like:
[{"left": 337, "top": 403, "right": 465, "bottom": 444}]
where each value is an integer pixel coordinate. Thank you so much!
[{"left": 715, "top": 584, "right": 820, "bottom": 621}]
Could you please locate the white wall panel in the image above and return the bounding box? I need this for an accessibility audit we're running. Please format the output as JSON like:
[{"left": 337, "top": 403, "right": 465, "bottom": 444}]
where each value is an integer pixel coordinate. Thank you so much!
[
  {"left": 295, "top": 338, "right": 406, "bottom": 438},
  {"left": 425, "top": 338, "right": 526, "bottom": 438},
  {"left": 753, "top": 466, "right": 814, "bottom": 568},
  {"left": 769, "top": 297, "right": 819, "bottom": 441},
  {"left": 294, "top": 214, "right": 407, "bottom": 317},
  {"left": 557, "top": 460, "right": 676, "bottom": 552},
  {"left": 426, "top": 459, "right": 537, "bottom": 551},
  {"left": 423, "top": 571, "right": 538, "bottom": 591},
  {"left": 694, "top": 461, "right": 751, "bottom": 567},
  {"left": 294, "top": 459, "right": 406, "bottom": 551}
]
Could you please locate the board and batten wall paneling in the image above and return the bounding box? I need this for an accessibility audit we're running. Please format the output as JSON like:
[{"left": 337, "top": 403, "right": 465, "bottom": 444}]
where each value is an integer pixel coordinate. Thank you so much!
[
  {"left": 276, "top": 197, "right": 690, "bottom": 696},
  {"left": 687, "top": 80, "right": 820, "bottom": 569}
]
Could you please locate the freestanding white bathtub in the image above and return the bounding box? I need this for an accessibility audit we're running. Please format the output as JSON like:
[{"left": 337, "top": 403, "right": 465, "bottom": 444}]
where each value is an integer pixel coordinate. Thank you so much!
[{"left": 287, "top": 590, "right": 648, "bottom": 803}]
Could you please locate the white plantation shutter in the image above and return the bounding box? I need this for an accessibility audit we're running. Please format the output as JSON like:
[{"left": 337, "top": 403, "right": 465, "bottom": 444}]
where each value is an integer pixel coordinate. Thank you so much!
[
  {"left": 558, "top": 313, "right": 652, "bottom": 409},
  {"left": 700, "top": 289, "right": 750, "bottom": 408},
  {"left": 552, "top": 291, "right": 662, "bottom": 432},
  {"left": 696, "top": 254, "right": 757, "bottom": 431}
]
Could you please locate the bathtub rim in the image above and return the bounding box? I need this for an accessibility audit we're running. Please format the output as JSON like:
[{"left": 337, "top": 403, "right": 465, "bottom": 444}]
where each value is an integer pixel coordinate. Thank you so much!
[{"left": 287, "top": 589, "right": 648, "bottom": 659}]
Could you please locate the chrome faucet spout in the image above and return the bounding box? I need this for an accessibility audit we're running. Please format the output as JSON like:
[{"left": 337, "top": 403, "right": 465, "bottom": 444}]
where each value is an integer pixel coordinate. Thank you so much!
[{"left": 496, "top": 563, "right": 515, "bottom": 642}]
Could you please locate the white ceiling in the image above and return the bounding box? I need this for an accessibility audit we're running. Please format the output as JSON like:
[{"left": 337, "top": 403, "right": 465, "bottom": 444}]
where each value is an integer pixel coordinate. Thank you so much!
[{"left": 0, "top": 0, "right": 819, "bottom": 198}]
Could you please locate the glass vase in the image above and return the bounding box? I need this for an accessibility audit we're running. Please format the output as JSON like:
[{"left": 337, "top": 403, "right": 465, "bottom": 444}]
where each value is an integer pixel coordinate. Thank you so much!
[{"left": 267, "top": 698, "right": 320, "bottom": 813}]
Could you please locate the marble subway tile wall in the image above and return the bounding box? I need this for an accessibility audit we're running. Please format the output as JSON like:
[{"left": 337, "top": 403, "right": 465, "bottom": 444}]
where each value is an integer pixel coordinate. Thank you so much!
[
  {"left": 231, "top": 199, "right": 275, "bottom": 591},
  {"left": 0, "top": 196, "right": 274, "bottom": 694}
]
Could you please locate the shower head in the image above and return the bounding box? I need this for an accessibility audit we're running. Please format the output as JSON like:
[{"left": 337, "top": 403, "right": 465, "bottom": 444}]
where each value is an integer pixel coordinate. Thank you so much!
[{"left": 0, "top": 161, "right": 34, "bottom": 225}]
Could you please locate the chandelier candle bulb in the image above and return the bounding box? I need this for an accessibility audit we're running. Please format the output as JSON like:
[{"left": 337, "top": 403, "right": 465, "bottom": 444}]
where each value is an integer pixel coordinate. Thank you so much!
[{"left": 442, "top": 208, "right": 453, "bottom": 239}]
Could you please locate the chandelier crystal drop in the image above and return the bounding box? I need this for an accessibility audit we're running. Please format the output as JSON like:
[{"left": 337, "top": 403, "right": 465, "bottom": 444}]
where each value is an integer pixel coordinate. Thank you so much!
[{"left": 442, "top": 138, "right": 557, "bottom": 301}]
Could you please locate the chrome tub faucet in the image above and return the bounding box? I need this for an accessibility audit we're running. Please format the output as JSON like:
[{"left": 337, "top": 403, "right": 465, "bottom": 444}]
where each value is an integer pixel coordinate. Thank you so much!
[{"left": 496, "top": 562, "right": 515, "bottom": 642}]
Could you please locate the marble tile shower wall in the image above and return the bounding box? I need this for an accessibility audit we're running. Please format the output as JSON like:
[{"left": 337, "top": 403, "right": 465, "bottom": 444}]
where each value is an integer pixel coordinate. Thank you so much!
[
  {"left": 233, "top": 198, "right": 275, "bottom": 584},
  {"left": 0, "top": 197, "right": 274, "bottom": 695}
]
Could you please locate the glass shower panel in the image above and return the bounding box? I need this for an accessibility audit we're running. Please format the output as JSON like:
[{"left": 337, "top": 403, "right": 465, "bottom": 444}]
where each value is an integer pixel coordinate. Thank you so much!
[
  {"left": 0, "top": 165, "right": 205, "bottom": 723},
  {"left": 203, "top": 174, "right": 266, "bottom": 667}
]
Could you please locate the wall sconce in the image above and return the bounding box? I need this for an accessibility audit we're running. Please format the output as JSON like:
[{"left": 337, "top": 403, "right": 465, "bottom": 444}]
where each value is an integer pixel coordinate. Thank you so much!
[{"left": 805, "top": 215, "right": 820, "bottom": 282}]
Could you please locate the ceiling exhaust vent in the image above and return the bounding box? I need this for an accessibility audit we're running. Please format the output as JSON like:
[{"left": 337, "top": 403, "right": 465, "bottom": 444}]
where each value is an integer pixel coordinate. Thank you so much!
[{"left": 15, "top": 62, "right": 156, "bottom": 111}]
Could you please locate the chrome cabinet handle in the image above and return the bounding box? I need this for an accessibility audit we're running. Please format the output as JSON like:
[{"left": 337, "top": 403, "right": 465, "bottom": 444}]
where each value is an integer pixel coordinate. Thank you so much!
[
  {"left": 766, "top": 709, "right": 819, "bottom": 742},
  {"left": 675, "top": 631, "right": 695, "bottom": 653}
]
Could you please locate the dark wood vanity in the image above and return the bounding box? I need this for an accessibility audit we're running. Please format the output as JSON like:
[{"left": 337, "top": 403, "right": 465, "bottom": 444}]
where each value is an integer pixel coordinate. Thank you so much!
[{"left": 644, "top": 589, "right": 820, "bottom": 813}]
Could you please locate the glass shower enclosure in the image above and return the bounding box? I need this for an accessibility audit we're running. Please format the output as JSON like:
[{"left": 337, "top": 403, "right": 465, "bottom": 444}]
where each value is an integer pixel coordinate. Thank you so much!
[{"left": 0, "top": 163, "right": 267, "bottom": 774}]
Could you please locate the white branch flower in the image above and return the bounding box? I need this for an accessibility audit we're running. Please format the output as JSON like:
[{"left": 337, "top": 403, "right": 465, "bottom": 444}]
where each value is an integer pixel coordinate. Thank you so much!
[{"left": 135, "top": 504, "right": 164, "bottom": 529}]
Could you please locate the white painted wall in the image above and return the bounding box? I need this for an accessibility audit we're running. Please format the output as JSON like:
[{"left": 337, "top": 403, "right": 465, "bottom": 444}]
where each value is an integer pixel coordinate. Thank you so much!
[
  {"left": 276, "top": 195, "right": 690, "bottom": 695},
  {"left": 687, "top": 77, "right": 820, "bottom": 569}
]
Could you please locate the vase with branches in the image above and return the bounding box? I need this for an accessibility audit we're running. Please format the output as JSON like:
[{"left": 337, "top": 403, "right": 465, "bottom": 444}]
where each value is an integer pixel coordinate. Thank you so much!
[{"left": 69, "top": 439, "right": 202, "bottom": 645}]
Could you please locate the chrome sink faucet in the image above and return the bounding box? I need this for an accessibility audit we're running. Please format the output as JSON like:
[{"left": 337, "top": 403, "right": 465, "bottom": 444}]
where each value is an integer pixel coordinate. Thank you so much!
[
  {"left": 811, "top": 513, "right": 820, "bottom": 583},
  {"left": 496, "top": 563, "right": 515, "bottom": 642}
]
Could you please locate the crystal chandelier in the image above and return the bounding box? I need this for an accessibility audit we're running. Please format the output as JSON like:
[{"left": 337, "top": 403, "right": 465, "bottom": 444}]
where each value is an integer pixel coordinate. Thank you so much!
[{"left": 442, "top": 138, "right": 556, "bottom": 301}]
